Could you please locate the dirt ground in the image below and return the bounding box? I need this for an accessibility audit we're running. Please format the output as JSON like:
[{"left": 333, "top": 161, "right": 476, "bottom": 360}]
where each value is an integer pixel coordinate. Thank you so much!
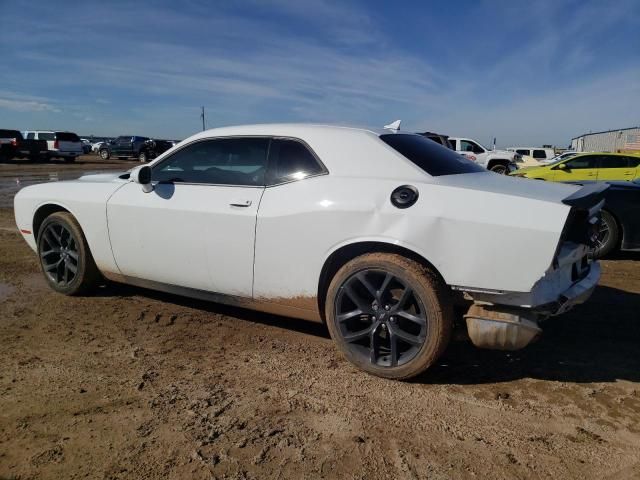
[{"left": 1, "top": 159, "right": 639, "bottom": 479}]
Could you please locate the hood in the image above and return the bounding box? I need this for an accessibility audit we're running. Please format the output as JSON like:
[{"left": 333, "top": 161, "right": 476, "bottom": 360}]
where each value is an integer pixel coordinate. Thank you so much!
[
  {"left": 436, "top": 171, "right": 580, "bottom": 203},
  {"left": 493, "top": 149, "right": 515, "bottom": 157},
  {"left": 77, "top": 172, "right": 127, "bottom": 183}
]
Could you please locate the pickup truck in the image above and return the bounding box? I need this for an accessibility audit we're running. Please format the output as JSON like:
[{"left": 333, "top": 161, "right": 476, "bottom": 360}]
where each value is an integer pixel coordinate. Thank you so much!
[
  {"left": 449, "top": 137, "right": 520, "bottom": 174},
  {"left": 98, "top": 136, "right": 173, "bottom": 162},
  {"left": 0, "top": 129, "right": 48, "bottom": 161},
  {"left": 23, "top": 131, "right": 83, "bottom": 162}
]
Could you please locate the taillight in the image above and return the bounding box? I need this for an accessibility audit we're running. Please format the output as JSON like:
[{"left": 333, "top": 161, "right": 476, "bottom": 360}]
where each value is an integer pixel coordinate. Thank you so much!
[
  {"left": 10, "top": 138, "right": 17, "bottom": 146},
  {"left": 54, "top": 139, "right": 59, "bottom": 149}
]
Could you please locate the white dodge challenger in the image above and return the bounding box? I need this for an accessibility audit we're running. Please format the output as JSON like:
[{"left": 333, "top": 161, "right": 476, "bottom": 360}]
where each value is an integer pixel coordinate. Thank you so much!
[{"left": 14, "top": 124, "right": 605, "bottom": 379}]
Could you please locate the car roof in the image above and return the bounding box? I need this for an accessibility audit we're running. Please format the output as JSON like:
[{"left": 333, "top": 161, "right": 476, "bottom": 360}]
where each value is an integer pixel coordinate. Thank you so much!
[{"left": 190, "top": 123, "right": 386, "bottom": 141}]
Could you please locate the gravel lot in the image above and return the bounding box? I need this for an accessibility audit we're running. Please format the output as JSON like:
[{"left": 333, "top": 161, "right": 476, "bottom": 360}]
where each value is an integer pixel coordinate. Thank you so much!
[{"left": 1, "top": 158, "right": 639, "bottom": 479}]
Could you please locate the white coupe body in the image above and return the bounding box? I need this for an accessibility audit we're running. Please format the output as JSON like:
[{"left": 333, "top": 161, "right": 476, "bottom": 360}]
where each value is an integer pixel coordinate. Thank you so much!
[{"left": 14, "top": 124, "right": 603, "bottom": 374}]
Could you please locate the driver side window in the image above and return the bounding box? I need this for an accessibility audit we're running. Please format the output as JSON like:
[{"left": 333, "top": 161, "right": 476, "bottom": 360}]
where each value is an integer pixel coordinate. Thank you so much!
[
  {"left": 565, "top": 155, "right": 598, "bottom": 170},
  {"left": 564, "top": 155, "right": 598, "bottom": 169},
  {"left": 152, "top": 138, "right": 269, "bottom": 186}
]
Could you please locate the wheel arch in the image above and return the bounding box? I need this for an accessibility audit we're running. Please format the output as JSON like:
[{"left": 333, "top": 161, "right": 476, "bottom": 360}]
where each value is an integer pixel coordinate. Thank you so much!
[
  {"left": 32, "top": 203, "right": 73, "bottom": 240},
  {"left": 487, "top": 158, "right": 510, "bottom": 169},
  {"left": 317, "top": 240, "right": 447, "bottom": 321}
]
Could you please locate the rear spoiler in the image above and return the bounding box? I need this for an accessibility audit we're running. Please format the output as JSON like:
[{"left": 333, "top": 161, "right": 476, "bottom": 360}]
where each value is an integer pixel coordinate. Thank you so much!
[{"left": 562, "top": 182, "right": 609, "bottom": 209}]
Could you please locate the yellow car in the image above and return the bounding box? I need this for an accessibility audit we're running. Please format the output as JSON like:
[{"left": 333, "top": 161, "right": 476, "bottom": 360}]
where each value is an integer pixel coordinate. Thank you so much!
[{"left": 510, "top": 152, "right": 640, "bottom": 182}]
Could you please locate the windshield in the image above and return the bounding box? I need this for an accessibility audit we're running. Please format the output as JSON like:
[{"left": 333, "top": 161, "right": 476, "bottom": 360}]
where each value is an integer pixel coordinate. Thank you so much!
[
  {"left": 547, "top": 152, "right": 576, "bottom": 166},
  {"left": 380, "top": 134, "right": 486, "bottom": 176}
]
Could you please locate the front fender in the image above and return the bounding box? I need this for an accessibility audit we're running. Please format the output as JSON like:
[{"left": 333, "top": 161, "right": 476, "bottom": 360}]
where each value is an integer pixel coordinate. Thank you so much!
[{"left": 13, "top": 181, "right": 125, "bottom": 274}]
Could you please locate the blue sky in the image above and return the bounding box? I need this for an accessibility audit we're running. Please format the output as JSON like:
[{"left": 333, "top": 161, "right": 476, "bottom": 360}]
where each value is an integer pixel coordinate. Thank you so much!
[{"left": 1, "top": 0, "right": 638, "bottom": 146}]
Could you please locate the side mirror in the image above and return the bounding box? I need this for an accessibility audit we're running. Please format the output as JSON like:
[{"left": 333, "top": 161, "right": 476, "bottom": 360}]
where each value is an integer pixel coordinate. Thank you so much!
[
  {"left": 558, "top": 163, "right": 568, "bottom": 170},
  {"left": 130, "top": 165, "right": 153, "bottom": 193}
]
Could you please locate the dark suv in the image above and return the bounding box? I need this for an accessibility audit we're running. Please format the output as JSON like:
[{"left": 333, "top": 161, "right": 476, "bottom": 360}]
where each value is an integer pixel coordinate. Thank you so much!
[
  {"left": 99, "top": 136, "right": 173, "bottom": 162},
  {"left": 419, "top": 131, "right": 453, "bottom": 150}
]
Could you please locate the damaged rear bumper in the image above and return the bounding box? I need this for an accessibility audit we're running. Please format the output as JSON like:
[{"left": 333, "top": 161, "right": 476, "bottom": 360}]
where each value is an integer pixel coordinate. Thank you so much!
[{"left": 463, "top": 262, "right": 600, "bottom": 350}]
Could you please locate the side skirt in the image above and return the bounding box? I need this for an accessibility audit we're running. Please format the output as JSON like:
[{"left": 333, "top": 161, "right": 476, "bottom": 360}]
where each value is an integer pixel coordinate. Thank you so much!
[{"left": 102, "top": 271, "right": 322, "bottom": 323}]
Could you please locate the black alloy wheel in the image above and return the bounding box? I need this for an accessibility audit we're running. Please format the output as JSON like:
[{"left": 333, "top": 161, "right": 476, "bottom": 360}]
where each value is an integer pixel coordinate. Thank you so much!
[{"left": 334, "top": 269, "right": 427, "bottom": 368}]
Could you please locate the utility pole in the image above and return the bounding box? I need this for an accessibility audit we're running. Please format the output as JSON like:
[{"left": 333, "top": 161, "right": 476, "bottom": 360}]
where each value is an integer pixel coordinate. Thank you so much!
[{"left": 201, "top": 106, "right": 206, "bottom": 131}]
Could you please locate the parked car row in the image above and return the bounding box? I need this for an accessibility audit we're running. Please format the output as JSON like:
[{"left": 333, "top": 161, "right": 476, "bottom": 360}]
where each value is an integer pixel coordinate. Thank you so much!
[
  {"left": 418, "top": 131, "right": 521, "bottom": 174},
  {"left": 0, "top": 128, "right": 179, "bottom": 163},
  {"left": 509, "top": 151, "right": 640, "bottom": 258}
]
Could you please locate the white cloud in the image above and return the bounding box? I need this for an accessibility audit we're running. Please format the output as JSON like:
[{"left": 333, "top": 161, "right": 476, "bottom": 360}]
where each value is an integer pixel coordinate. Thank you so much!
[{"left": 0, "top": 97, "right": 59, "bottom": 113}]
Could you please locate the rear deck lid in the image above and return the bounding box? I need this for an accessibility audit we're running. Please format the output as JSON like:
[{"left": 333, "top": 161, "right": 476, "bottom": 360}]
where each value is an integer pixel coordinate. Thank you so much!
[{"left": 436, "top": 171, "right": 581, "bottom": 204}]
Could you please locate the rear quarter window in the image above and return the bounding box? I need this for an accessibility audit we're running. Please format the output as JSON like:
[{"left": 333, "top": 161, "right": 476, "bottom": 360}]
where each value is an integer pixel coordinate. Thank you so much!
[
  {"left": 380, "top": 134, "right": 486, "bottom": 176},
  {"left": 39, "top": 132, "right": 55, "bottom": 141},
  {"left": 55, "top": 132, "right": 80, "bottom": 142},
  {"left": 627, "top": 156, "right": 640, "bottom": 168}
]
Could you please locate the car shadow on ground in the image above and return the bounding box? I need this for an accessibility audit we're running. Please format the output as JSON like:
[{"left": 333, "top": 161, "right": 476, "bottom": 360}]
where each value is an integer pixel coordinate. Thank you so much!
[
  {"left": 423, "top": 285, "right": 640, "bottom": 385},
  {"left": 93, "top": 281, "right": 331, "bottom": 339},
  {"left": 95, "top": 282, "right": 640, "bottom": 385}
]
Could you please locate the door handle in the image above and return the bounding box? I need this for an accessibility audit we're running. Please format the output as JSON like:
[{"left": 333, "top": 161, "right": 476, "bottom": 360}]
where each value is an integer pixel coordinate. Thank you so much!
[{"left": 230, "top": 200, "right": 252, "bottom": 207}]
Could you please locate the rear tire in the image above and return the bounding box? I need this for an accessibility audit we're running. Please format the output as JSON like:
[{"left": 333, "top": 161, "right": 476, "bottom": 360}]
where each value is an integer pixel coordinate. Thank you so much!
[
  {"left": 325, "top": 253, "right": 453, "bottom": 380},
  {"left": 592, "top": 210, "right": 619, "bottom": 258},
  {"left": 37, "top": 212, "right": 101, "bottom": 295},
  {"left": 138, "top": 151, "right": 147, "bottom": 163},
  {"left": 99, "top": 149, "right": 110, "bottom": 160}
]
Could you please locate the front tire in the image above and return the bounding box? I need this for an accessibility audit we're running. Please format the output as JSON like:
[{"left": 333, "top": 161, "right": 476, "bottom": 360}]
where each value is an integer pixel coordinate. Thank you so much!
[
  {"left": 138, "top": 151, "right": 147, "bottom": 163},
  {"left": 99, "top": 149, "right": 110, "bottom": 160},
  {"left": 325, "top": 253, "right": 453, "bottom": 380},
  {"left": 592, "top": 210, "right": 619, "bottom": 258},
  {"left": 37, "top": 212, "right": 101, "bottom": 295},
  {"left": 489, "top": 163, "right": 508, "bottom": 174}
]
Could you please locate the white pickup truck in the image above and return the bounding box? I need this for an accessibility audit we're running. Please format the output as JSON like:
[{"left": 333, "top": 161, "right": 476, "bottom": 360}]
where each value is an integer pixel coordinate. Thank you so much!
[
  {"left": 449, "top": 137, "right": 520, "bottom": 174},
  {"left": 23, "top": 130, "right": 83, "bottom": 162}
]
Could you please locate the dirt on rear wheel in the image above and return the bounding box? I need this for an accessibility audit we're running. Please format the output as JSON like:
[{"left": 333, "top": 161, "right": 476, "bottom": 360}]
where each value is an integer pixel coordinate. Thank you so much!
[{"left": 325, "top": 252, "right": 453, "bottom": 380}]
